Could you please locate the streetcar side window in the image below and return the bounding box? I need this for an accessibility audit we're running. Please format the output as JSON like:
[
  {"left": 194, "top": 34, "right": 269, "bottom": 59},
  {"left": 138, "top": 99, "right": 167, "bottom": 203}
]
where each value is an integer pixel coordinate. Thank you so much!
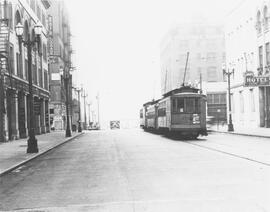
[
  {"left": 195, "top": 98, "right": 201, "bottom": 113},
  {"left": 173, "top": 99, "right": 177, "bottom": 113}
]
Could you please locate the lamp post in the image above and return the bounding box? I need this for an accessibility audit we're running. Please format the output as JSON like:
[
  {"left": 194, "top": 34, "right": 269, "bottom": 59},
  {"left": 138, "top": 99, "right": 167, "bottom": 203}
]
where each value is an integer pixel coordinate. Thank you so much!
[
  {"left": 74, "top": 87, "right": 82, "bottom": 132},
  {"left": 82, "top": 89, "right": 88, "bottom": 130},
  {"left": 223, "top": 63, "right": 234, "bottom": 132},
  {"left": 60, "top": 66, "right": 72, "bottom": 137},
  {"left": 88, "top": 103, "right": 91, "bottom": 127},
  {"left": 15, "top": 22, "right": 42, "bottom": 153}
]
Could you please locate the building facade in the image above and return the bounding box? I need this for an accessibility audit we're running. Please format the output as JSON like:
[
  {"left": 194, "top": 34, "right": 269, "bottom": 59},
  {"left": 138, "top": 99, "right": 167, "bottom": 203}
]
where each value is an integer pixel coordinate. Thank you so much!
[
  {"left": 160, "top": 23, "right": 227, "bottom": 121},
  {"left": 160, "top": 23, "right": 226, "bottom": 94},
  {"left": 225, "top": 0, "right": 264, "bottom": 128},
  {"left": 47, "top": 0, "right": 73, "bottom": 131},
  {"left": 255, "top": 0, "right": 270, "bottom": 127},
  {"left": 0, "top": 0, "right": 51, "bottom": 142}
]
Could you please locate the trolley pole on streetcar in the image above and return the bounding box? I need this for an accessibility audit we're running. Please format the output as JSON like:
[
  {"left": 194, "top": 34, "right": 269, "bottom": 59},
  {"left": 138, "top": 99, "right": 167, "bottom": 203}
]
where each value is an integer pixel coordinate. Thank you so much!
[{"left": 223, "top": 64, "right": 234, "bottom": 132}]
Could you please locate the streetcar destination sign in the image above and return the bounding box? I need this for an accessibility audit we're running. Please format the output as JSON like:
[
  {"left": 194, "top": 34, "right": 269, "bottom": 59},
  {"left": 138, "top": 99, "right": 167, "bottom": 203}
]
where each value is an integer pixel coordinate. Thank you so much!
[{"left": 244, "top": 75, "right": 270, "bottom": 87}]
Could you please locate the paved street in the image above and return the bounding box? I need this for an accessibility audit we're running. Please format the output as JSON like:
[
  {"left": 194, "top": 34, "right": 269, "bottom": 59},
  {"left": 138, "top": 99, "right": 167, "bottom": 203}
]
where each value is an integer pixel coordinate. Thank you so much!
[{"left": 1, "top": 129, "right": 270, "bottom": 211}]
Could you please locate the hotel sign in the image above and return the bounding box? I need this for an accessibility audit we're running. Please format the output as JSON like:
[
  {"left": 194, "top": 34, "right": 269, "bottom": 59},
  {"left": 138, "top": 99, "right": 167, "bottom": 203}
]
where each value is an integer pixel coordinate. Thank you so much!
[{"left": 244, "top": 75, "right": 270, "bottom": 87}]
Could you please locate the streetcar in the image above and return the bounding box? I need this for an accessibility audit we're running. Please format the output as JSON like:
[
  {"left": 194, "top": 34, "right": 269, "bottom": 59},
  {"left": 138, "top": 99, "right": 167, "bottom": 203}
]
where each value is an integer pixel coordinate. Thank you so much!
[{"left": 140, "top": 85, "right": 207, "bottom": 139}]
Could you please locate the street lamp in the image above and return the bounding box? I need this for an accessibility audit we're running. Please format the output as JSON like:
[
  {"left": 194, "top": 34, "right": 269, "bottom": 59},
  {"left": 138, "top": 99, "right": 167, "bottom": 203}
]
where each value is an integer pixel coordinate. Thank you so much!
[
  {"left": 223, "top": 63, "right": 234, "bottom": 132},
  {"left": 82, "top": 89, "right": 88, "bottom": 130},
  {"left": 15, "top": 22, "right": 42, "bottom": 153},
  {"left": 73, "top": 87, "right": 82, "bottom": 132},
  {"left": 88, "top": 102, "right": 91, "bottom": 127},
  {"left": 60, "top": 66, "right": 72, "bottom": 137}
]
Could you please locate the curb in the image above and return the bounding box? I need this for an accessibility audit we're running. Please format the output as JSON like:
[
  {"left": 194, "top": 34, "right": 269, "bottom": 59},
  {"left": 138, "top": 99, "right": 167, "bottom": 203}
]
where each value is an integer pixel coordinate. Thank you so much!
[
  {"left": 0, "top": 132, "right": 85, "bottom": 177},
  {"left": 209, "top": 130, "right": 270, "bottom": 139}
]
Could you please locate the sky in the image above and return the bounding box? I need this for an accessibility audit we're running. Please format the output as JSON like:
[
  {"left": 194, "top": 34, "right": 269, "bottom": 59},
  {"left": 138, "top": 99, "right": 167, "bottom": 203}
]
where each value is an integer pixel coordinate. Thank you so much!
[{"left": 65, "top": 0, "right": 245, "bottom": 126}]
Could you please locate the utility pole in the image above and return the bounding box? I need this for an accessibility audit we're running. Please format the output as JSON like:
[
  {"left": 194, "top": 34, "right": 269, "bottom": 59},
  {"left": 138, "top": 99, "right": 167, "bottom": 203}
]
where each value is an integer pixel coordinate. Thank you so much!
[
  {"left": 0, "top": 60, "right": 5, "bottom": 142},
  {"left": 63, "top": 67, "right": 72, "bottom": 137},
  {"left": 82, "top": 89, "right": 88, "bottom": 130},
  {"left": 88, "top": 103, "right": 91, "bottom": 127}
]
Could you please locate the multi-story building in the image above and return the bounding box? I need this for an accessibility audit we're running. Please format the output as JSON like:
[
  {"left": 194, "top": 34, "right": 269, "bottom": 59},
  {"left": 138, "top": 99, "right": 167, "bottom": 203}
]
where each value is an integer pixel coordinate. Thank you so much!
[
  {"left": 0, "top": 0, "right": 51, "bottom": 142},
  {"left": 160, "top": 23, "right": 227, "bottom": 121},
  {"left": 47, "top": 0, "right": 73, "bottom": 131},
  {"left": 255, "top": 0, "right": 270, "bottom": 127},
  {"left": 225, "top": 0, "right": 262, "bottom": 128}
]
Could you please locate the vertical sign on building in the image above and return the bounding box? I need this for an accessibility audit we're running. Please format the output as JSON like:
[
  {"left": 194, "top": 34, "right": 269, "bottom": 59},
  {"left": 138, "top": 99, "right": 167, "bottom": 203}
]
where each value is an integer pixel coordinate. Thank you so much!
[{"left": 48, "top": 15, "right": 54, "bottom": 57}]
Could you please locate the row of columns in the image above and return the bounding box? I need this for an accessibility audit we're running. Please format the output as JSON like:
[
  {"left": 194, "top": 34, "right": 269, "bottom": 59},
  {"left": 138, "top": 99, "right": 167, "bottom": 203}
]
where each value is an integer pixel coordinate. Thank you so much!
[{"left": 2, "top": 88, "right": 50, "bottom": 141}]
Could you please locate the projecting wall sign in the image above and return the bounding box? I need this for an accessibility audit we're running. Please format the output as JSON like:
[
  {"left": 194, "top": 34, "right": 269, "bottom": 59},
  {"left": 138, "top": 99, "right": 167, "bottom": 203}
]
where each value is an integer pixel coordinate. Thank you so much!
[{"left": 244, "top": 73, "right": 270, "bottom": 87}]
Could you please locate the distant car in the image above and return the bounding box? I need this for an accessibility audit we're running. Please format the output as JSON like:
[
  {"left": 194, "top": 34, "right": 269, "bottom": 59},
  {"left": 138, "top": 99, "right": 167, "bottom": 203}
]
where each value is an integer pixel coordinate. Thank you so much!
[{"left": 110, "top": 120, "right": 120, "bottom": 129}]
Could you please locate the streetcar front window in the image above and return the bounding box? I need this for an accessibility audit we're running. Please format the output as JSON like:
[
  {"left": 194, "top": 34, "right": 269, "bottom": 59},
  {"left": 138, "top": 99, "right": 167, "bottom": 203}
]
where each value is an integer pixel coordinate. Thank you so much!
[
  {"left": 177, "top": 98, "right": 184, "bottom": 112},
  {"left": 185, "top": 98, "right": 195, "bottom": 113},
  {"left": 172, "top": 97, "right": 201, "bottom": 113}
]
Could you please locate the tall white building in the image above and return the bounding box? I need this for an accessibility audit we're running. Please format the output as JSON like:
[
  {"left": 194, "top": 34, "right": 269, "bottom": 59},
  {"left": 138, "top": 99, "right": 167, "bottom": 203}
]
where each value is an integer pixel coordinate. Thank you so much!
[
  {"left": 160, "top": 23, "right": 227, "bottom": 122},
  {"left": 225, "top": 0, "right": 267, "bottom": 128}
]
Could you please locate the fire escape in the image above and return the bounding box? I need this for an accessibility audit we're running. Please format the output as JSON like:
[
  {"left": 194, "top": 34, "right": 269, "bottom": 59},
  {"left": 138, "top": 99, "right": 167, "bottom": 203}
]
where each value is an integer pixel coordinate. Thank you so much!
[{"left": 0, "top": 0, "right": 11, "bottom": 142}]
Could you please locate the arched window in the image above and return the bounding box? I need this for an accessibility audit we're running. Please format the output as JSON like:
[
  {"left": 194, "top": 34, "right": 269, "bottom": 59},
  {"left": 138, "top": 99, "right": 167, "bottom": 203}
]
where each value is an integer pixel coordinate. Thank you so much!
[
  {"left": 8, "top": 3, "right": 13, "bottom": 29},
  {"left": 24, "top": 21, "right": 29, "bottom": 41},
  {"left": 257, "top": 10, "right": 262, "bottom": 34},
  {"left": 15, "top": 10, "right": 21, "bottom": 25},
  {"left": 264, "top": 6, "right": 269, "bottom": 30}
]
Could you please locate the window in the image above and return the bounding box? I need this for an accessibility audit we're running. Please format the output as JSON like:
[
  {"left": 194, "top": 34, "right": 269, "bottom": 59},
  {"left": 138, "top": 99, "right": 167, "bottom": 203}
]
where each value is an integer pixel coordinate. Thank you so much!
[
  {"left": 16, "top": 52, "right": 23, "bottom": 78},
  {"left": 140, "top": 110, "right": 143, "bottom": 118},
  {"left": 177, "top": 98, "right": 184, "bottom": 113},
  {"left": 266, "top": 43, "right": 270, "bottom": 65},
  {"left": 43, "top": 43, "right": 47, "bottom": 61},
  {"left": 185, "top": 98, "right": 195, "bottom": 113},
  {"left": 44, "top": 69, "right": 48, "bottom": 90},
  {"left": 8, "top": 3, "right": 13, "bottom": 29},
  {"left": 206, "top": 52, "right": 216, "bottom": 61},
  {"left": 207, "top": 94, "right": 213, "bottom": 104},
  {"left": 256, "top": 11, "right": 262, "bottom": 34},
  {"left": 9, "top": 44, "right": 14, "bottom": 74},
  {"left": 39, "top": 67, "right": 43, "bottom": 88},
  {"left": 250, "top": 89, "right": 255, "bottom": 112},
  {"left": 259, "top": 46, "right": 263, "bottom": 67},
  {"left": 42, "top": 11, "right": 46, "bottom": 28},
  {"left": 220, "top": 94, "right": 226, "bottom": 104},
  {"left": 30, "top": 0, "right": 35, "bottom": 12},
  {"left": 231, "top": 94, "right": 234, "bottom": 113},
  {"left": 207, "top": 67, "right": 217, "bottom": 82},
  {"left": 172, "top": 98, "right": 200, "bottom": 114},
  {"left": 24, "top": 59, "right": 28, "bottom": 80},
  {"left": 178, "top": 40, "right": 188, "bottom": 48},
  {"left": 264, "top": 6, "right": 269, "bottom": 30},
  {"left": 37, "top": 5, "right": 41, "bottom": 20},
  {"left": 239, "top": 91, "right": 244, "bottom": 113}
]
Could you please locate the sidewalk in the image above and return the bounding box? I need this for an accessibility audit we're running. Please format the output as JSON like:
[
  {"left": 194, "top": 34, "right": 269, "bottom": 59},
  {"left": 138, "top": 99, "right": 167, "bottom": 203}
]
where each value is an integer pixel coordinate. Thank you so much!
[
  {"left": 208, "top": 123, "right": 270, "bottom": 138},
  {"left": 0, "top": 131, "right": 84, "bottom": 177}
]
